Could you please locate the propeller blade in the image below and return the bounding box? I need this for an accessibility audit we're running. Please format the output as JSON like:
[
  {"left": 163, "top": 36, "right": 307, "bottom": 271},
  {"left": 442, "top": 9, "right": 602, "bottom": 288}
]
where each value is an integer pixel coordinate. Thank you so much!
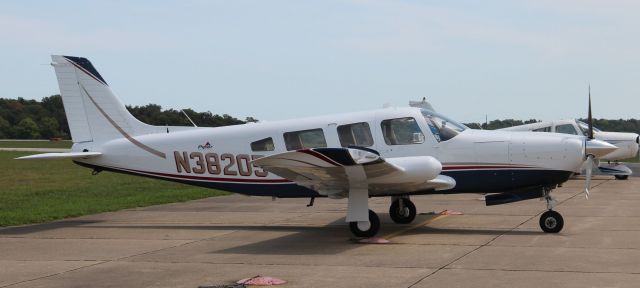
[
  {"left": 588, "top": 85, "right": 594, "bottom": 139},
  {"left": 584, "top": 155, "right": 594, "bottom": 199}
]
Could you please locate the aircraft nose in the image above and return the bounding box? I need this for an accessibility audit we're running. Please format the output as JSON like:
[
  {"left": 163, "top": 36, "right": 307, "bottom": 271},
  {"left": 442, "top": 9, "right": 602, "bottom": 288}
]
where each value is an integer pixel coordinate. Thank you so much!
[
  {"left": 508, "top": 133, "right": 585, "bottom": 173},
  {"left": 585, "top": 139, "right": 618, "bottom": 158}
]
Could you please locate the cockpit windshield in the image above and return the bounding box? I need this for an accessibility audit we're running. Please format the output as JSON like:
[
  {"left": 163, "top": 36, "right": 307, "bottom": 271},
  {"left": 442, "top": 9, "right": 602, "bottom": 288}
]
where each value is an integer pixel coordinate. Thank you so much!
[
  {"left": 576, "top": 120, "right": 601, "bottom": 136},
  {"left": 421, "top": 109, "right": 467, "bottom": 142}
]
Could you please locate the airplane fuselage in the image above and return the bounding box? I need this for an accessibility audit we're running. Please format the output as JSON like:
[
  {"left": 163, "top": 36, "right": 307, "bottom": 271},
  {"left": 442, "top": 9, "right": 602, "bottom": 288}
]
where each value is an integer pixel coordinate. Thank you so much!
[{"left": 73, "top": 107, "right": 585, "bottom": 198}]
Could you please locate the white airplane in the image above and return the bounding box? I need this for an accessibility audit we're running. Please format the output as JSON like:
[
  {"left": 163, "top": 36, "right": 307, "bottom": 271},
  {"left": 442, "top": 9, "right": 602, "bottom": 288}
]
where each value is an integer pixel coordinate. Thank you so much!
[
  {"left": 17, "top": 55, "right": 619, "bottom": 238},
  {"left": 501, "top": 118, "right": 639, "bottom": 179}
]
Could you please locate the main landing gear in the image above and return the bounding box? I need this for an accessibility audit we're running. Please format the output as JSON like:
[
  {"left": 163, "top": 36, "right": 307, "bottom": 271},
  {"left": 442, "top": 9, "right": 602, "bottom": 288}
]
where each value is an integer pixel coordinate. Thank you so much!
[
  {"left": 347, "top": 197, "right": 417, "bottom": 238},
  {"left": 349, "top": 210, "right": 380, "bottom": 238},
  {"left": 389, "top": 197, "right": 417, "bottom": 224},
  {"left": 539, "top": 188, "right": 564, "bottom": 233}
]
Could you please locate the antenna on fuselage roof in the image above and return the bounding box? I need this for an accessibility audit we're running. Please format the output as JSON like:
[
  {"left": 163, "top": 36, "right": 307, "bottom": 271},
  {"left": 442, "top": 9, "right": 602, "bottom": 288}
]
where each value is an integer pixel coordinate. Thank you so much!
[
  {"left": 181, "top": 109, "right": 198, "bottom": 127},
  {"left": 409, "top": 97, "right": 434, "bottom": 111}
]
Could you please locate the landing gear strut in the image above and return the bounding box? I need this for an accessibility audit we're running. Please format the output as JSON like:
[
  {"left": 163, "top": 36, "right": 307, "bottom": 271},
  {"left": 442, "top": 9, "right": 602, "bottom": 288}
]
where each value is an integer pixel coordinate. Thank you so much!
[
  {"left": 389, "top": 197, "right": 417, "bottom": 224},
  {"left": 539, "top": 188, "right": 564, "bottom": 233},
  {"left": 349, "top": 210, "right": 380, "bottom": 238}
]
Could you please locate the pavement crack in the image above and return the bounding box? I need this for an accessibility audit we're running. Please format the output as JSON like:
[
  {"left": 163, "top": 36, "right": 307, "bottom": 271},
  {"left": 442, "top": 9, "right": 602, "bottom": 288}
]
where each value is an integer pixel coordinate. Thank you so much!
[
  {"left": 443, "top": 267, "right": 640, "bottom": 275},
  {"left": 1, "top": 261, "right": 108, "bottom": 288}
]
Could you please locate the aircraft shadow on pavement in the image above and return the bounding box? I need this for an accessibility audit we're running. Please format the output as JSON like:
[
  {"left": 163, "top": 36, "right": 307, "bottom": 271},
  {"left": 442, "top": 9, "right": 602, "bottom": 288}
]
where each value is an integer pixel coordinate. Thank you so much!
[
  {"left": 0, "top": 220, "right": 103, "bottom": 235},
  {"left": 0, "top": 217, "right": 540, "bottom": 256}
]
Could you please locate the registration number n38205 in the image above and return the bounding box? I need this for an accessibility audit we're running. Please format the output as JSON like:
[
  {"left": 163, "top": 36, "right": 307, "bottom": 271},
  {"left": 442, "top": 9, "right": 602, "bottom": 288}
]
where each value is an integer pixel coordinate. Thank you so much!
[{"left": 173, "top": 151, "right": 268, "bottom": 177}]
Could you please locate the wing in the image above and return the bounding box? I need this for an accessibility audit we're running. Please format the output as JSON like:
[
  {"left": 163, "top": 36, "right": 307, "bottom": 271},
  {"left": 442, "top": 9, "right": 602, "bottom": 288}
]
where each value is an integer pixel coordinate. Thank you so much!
[{"left": 252, "top": 147, "right": 455, "bottom": 198}]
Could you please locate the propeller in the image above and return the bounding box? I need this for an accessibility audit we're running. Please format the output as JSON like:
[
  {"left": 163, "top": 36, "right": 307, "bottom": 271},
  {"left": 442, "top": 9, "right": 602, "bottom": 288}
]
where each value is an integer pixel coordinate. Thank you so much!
[
  {"left": 584, "top": 84, "right": 594, "bottom": 199},
  {"left": 587, "top": 85, "right": 594, "bottom": 140},
  {"left": 584, "top": 154, "right": 593, "bottom": 199}
]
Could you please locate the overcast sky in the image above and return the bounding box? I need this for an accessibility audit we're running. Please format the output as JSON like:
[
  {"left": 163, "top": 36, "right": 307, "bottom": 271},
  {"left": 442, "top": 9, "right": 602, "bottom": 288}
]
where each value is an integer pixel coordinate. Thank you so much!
[{"left": 1, "top": 0, "right": 639, "bottom": 123}]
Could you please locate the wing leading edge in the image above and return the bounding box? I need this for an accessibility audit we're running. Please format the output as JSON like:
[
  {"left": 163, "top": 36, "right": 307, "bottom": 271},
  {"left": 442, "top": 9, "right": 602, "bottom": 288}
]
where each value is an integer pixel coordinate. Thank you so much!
[{"left": 252, "top": 147, "right": 455, "bottom": 198}]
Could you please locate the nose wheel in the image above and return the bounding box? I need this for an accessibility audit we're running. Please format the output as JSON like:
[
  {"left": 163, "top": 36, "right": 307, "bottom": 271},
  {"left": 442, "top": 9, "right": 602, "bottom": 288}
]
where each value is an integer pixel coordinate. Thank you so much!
[
  {"left": 539, "top": 187, "right": 564, "bottom": 233},
  {"left": 349, "top": 209, "right": 380, "bottom": 238},
  {"left": 539, "top": 210, "right": 564, "bottom": 233},
  {"left": 389, "top": 198, "right": 417, "bottom": 224}
]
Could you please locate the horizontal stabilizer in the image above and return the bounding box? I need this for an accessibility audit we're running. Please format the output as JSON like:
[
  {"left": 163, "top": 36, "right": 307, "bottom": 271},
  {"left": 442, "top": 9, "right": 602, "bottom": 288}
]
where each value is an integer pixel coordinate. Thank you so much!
[{"left": 15, "top": 152, "right": 102, "bottom": 160}]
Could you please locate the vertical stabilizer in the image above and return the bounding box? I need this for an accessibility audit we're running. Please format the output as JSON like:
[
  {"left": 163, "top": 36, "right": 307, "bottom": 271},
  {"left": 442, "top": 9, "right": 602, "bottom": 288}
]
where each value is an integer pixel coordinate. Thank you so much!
[{"left": 51, "top": 55, "right": 157, "bottom": 143}]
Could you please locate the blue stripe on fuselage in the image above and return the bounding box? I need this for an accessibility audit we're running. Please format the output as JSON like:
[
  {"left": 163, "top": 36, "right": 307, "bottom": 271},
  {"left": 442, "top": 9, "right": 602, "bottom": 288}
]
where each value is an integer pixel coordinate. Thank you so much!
[
  {"left": 74, "top": 161, "right": 572, "bottom": 197},
  {"left": 442, "top": 169, "right": 573, "bottom": 193}
]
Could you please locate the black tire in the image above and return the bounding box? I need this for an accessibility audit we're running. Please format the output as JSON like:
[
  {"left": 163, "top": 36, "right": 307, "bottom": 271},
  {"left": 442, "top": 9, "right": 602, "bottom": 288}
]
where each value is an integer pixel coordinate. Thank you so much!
[
  {"left": 389, "top": 199, "right": 417, "bottom": 224},
  {"left": 615, "top": 175, "right": 629, "bottom": 180},
  {"left": 539, "top": 210, "right": 564, "bottom": 233},
  {"left": 349, "top": 210, "right": 380, "bottom": 238}
]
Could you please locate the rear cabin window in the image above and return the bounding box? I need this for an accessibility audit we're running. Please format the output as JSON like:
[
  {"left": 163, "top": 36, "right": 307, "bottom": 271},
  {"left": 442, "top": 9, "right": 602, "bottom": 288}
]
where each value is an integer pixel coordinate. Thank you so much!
[
  {"left": 250, "top": 137, "right": 275, "bottom": 151},
  {"left": 555, "top": 124, "right": 578, "bottom": 135},
  {"left": 381, "top": 117, "right": 425, "bottom": 145},
  {"left": 284, "top": 128, "right": 327, "bottom": 150},
  {"left": 533, "top": 126, "right": 551, "bottom": 132},
  {"left": 337, "top": 122, "right": 374, "bottom": 147}
]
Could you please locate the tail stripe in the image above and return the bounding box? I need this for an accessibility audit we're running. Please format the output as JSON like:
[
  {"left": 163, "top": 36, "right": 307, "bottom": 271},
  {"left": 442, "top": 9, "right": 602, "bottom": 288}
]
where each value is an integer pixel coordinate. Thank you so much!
[{"left": 80, "top": 85, "right": 166, "bottom": 159}]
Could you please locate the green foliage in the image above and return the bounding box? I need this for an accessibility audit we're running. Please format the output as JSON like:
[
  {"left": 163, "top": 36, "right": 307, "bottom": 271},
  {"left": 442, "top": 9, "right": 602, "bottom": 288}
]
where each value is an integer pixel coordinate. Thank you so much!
[
  {"left": 125, "top": 104, "right": 246, "bottom": 127},
  {"left": 579, "top": 118, "right": 640, "bottom": 134},
  {"left": 15, "top": 117, "right": 40, "bottom": 139},
  {"left": 40, "top": 117, "right": 60, "bottom": 138},
  {"left": 464, "top": 118, "right": 640, "bottom": 134},
  {"left": 0, "top": 116, "right": 10, "bottom": 138},
  {"left": 0, "top": 151, "right": 228, "bottom": 226},
  {"left": 465, "top": 119, "right": 541, "bottom": 130},
  {"left": 0, "top": 96, "right": 252, "bottom": 139},
  {"left": 0, "top": 140, "right": 71, "bottom": 149}
]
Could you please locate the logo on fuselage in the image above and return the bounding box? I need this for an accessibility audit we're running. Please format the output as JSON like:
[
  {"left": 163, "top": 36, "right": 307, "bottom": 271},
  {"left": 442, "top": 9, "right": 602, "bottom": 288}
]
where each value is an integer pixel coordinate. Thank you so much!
[{"left": 198, "top": 142, "right": 213, "bottom": 150}]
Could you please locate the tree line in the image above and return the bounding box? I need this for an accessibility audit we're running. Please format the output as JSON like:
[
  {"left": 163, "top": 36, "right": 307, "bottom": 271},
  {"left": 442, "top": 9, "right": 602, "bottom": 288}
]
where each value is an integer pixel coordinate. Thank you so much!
[
  {"left": 463, "top": 118, "right": 640, "bottom": 134},
  {"left": 0, "top": 95, "right": 253, "bottom": 139},
  {"left": 1, "top": 95, "right": 639, "bottom": 139}
]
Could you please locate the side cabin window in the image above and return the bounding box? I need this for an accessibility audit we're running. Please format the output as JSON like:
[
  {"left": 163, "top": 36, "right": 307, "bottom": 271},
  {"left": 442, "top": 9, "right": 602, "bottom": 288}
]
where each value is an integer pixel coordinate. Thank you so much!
[
  {"left": 532, "top": 126, "right": 551, "bottom": 132},
  {"left": 555, "top": 124, "right": 578, "bottom": 135},
  {"left": 251, "top": 137, "right": 275, "bottom": 151},
  {"left": 337, "top": 122, "right": 374, "bottom": 147},
  {"left": 284, "top": 128, "right": 327, "bottom": 150},
  {"left": 381, "top": 117, "right": 425, "bottom": 145}
]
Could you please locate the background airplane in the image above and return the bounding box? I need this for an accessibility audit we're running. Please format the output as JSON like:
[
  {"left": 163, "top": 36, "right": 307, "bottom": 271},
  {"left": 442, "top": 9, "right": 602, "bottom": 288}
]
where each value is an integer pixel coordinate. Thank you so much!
[
  {"left": 501, "top": 119, "right": 639, "bottom": 179},
  {"left": 17, "top": 55, "right": 617, "bottom": 238}
]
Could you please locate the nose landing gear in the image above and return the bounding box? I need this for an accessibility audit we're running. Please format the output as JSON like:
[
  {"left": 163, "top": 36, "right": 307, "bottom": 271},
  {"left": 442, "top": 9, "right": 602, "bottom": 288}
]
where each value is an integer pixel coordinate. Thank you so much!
[{"left": 539, "top": 188, "right": 564, "bottom": 233}]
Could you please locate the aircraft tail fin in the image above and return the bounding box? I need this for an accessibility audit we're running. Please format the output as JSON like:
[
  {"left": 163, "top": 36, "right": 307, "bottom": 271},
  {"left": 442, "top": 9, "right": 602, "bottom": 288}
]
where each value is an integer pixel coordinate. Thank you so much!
[{"left": 51, "top": 55, "right": 159, "bottom": 143}]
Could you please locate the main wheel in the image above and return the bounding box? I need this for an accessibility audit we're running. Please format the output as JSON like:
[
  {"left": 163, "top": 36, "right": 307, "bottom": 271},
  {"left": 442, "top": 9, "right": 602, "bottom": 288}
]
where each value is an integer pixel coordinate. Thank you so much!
[
  {"left": 539, "top": 210, "right": 564, "bottom": 233},
  {"left": 389, "top": 198, "right": 417, "bottom": 224},
  {"left": 349, "top": 210, "right": 380, "bottom": 238},
  {"left": 615, "top": 174, "right": 629, "bottom": 180}
]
